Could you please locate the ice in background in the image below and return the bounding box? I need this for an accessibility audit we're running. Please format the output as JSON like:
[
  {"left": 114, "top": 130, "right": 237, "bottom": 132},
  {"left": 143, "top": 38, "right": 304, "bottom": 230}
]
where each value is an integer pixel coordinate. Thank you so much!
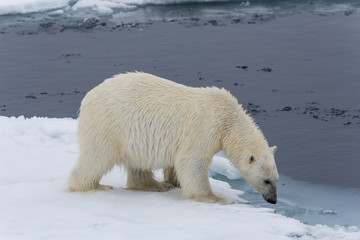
[
  {"left": 1, "top": 0, "right": 360, "bottom": 19},
  {"left": 0, "top": 116, "right": 359, "bottom": 240}
]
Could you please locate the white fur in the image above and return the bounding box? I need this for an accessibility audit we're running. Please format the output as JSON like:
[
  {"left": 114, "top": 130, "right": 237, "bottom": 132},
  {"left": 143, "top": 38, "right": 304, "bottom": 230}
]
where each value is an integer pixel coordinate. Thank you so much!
[{"left": 68, "top": 72, "right": 278, "bottom": 204}]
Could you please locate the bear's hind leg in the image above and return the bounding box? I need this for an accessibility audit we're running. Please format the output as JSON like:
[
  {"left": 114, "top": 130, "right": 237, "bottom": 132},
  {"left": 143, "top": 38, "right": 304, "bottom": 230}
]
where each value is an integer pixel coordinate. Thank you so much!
[
  {"left": 126, "top": 168, "right": 174, "bottom": 192},
  {"left": 164, "top": 167, "right": 181, "bottom": 188},
  {"left": 68, "top": 152, "right": 115, "bottom": 192}
]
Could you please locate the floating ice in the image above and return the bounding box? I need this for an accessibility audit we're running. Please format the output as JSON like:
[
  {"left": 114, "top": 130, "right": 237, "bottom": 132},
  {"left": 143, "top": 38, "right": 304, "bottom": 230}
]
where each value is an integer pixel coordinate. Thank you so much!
[
  {"left": 48, "top": 9, "right": 65, "bottom": 17},
  {"left": 319, "top": 210, "right": 338, "bottom": 216},
  {"left": 0, "top": 0, "right": 358, "bottom": 17}
]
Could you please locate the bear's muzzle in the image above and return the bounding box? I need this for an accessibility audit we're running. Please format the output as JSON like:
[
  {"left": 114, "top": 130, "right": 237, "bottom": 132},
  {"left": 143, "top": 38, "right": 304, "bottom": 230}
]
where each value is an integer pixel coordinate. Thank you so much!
[{"left": 262, "top": 184, "right": 277, "bottom": 204}]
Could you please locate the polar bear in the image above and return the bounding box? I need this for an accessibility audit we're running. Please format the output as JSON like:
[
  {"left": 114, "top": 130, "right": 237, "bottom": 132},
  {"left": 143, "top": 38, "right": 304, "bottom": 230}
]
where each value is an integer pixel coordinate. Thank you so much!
[{"left": 68, "top": 72, "right": 279, "bottom": 204}]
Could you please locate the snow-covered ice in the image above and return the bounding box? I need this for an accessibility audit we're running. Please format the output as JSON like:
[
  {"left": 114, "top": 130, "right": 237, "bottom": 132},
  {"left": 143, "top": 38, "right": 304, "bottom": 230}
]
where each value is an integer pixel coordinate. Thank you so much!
[
  {"left": 0, "top": 0, "right": 70, "bottom": 15},
  {"left": 0, "top": 116, "right": 359, "bottom": 240}
]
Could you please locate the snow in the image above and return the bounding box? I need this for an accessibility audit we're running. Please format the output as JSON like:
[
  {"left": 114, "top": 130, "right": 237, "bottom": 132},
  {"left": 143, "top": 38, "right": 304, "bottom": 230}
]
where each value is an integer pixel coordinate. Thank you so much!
[
  {"left": 48, "top": 9, "right": 65, "bottom": 17},
  {"left": 0, "top": 0, "right": 70, "bottom": 15},
  {"left": 0, "top": 116, "right": 359, "bottom": 240},
  {"left": 209, "top": 155, "right": 242, "bottom": 180},
  {"left": 71, "top": 0, "right": 127, "bottom": 14}
]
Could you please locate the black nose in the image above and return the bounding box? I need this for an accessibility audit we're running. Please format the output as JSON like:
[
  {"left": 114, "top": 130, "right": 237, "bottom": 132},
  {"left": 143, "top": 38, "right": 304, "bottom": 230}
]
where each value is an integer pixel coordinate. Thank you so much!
[{"left": 266, "top": 198, "right": 277, "bottom": 204}]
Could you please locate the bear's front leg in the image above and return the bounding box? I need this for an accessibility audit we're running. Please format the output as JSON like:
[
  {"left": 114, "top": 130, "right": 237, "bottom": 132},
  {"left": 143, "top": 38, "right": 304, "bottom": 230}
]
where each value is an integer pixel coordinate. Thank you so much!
[{"left": 175, "top": 157, "right": 234, "bottom": 205}]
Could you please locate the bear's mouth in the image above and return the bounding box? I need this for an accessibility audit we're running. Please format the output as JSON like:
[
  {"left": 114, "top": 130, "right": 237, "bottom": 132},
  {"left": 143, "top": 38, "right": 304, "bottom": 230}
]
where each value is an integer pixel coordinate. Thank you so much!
[
  {"left": 264, "top": 196, "right": 277, "bottom": 204},
  {"left": 262, "top": 192, "right": 277, "bottom": 204},
  {"left": 261, "top": 183, "right": 277, "bottom": 204}
]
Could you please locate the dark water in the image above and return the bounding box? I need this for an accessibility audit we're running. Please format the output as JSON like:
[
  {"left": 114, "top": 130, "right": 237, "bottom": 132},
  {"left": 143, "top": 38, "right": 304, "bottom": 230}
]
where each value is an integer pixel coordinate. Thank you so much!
[{"left": 0, "top": 0, "right": 359, "bottom": 195}]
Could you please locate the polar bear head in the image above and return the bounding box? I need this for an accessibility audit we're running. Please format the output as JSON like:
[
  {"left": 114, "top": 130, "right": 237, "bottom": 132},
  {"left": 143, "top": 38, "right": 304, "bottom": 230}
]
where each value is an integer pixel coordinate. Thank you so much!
[
  {"left": 223, "top": 112, "right": 279, "bottom": 204},
  {"left": 226, "top": 139, "right": 279, "bottom": 204},
  {"left": 240, "top": 144, "right": 278, "bottom": 204}
]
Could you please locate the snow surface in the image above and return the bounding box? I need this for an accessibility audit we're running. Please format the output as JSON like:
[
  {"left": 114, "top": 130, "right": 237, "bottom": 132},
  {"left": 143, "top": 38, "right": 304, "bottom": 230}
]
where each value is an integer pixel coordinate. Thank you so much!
[
  {"left": 0, "top": 0, "right": 70, "bottom": 15},
  {"left": 0, "top": 0, "right": 227, "bottom": 16},
  {"left": 0, "top": 116, "right": 359, "bottom": 240}
]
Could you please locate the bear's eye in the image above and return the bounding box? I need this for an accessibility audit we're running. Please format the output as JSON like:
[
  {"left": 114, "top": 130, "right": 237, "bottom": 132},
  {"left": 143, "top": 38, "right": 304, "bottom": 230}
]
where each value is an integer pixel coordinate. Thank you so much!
[
  {"left": 249, "top": 155, "right": 255, "bottom": 164},
  {"left": 264, "top": 180, "right": 271, "bottom": 185}
]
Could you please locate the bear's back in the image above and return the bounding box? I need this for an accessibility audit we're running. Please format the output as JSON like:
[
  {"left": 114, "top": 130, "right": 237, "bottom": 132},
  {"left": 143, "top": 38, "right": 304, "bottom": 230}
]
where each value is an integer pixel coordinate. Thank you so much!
[
  {"left": 78, "top": 72, "right": 239, "bottom": 168},
  {"left": 104, "top": 72, "right": 198, "bottom": 102}
]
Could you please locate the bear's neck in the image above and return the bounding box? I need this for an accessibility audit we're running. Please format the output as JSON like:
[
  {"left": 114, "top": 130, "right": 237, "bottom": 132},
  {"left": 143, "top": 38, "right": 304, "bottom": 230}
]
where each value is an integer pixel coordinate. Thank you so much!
[{"left": 220, "top": 106, "right": 266, "bottom": 156}]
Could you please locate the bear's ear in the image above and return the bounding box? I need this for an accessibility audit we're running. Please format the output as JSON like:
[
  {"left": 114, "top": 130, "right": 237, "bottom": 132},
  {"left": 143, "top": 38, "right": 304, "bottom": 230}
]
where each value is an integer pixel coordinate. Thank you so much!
[
  {"left": 271, "top": 146, "right": 277, "bottom": 154},
  {"left": 249, "top": 155, "right": 255, "bottom": 164}
]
